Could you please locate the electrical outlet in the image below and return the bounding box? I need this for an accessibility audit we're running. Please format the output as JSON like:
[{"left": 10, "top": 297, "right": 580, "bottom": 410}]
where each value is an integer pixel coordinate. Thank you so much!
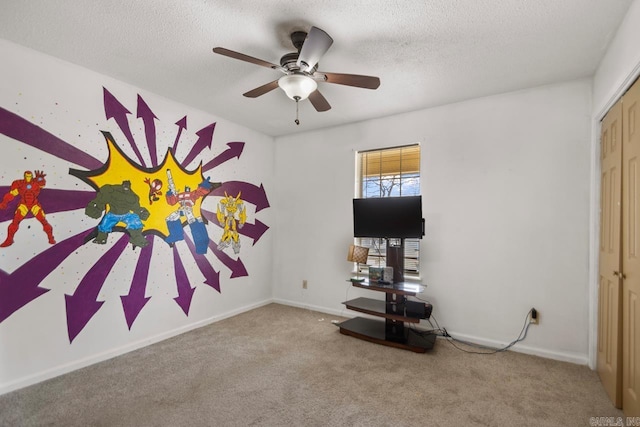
[
  {"left": 302, "top": 280, "right": 308, "bottom": 289},
  {"left": 530, "top": 308, "right": 539, "bottom": 325}
]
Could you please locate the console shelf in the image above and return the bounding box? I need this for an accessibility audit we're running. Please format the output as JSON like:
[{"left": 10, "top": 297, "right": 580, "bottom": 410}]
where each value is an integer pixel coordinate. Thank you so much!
[
  {"left": 339, "top": 317, "right": 436, "bottom": 353},
  {"left": 344, "top": 297, "right": 421, "bottom": 323},
  {"left": 339, "top": 280, "right": 435, "bottom": 353},
  {"left": 350, "top": 280, "right": 425, "bottom": 296}
]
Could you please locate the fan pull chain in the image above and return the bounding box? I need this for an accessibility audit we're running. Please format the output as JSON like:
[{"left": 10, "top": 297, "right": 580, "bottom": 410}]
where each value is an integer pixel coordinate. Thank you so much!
[{"left": 294, "top": 97, "right": 300, "bottom": 125}]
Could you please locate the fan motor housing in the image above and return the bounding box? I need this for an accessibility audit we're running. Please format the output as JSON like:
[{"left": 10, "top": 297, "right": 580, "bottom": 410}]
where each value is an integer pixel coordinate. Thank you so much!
[
  {"left": 291, "top": 31, "right": 307, "bottom": 51},
  {"left": 280, "top": 52, "right": 317, "bottom": 73}
]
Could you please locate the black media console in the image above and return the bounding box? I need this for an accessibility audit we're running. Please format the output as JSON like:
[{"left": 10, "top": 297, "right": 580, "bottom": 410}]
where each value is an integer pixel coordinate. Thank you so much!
[{"left": 338, "top": 280, "right": 436, "bottom": 353}]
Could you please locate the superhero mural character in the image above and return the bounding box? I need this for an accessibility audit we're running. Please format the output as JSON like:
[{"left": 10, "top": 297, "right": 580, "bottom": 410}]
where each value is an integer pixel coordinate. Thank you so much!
[
  {"left": 84, "top": 180, "right": 150, "bottom": 248},
  {"left": 0, "top": 170, "right": 55, "bottom": 247},
  {"left": 144, "top": 177, "right": 163, "bottom": 204},
  {"left": 217, "top": 192, "right": 246, "bottom": 254},
  {"left": 164, "top": 169, "right": 219, "bottom": 254}
]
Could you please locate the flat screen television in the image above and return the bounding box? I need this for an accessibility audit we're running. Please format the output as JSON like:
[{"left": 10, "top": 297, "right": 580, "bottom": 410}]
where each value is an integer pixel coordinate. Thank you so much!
[{"left": 353, "top": 196, "right": 424, "bottom": 238}]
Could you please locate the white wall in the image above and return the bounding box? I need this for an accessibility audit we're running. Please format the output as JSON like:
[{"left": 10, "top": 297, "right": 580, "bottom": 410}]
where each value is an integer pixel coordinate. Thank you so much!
[
  {"left": 273, "top": 80, "right": 593, "bottom": 364},
  {"left": 0, "top": 39, "right": 275, "bottom": 394},
  {"left": 588, "top": 0, "right": 640, "bottom": 368},
  {"left": 592, "top": 0, "right": 640, "bottom": 117}
]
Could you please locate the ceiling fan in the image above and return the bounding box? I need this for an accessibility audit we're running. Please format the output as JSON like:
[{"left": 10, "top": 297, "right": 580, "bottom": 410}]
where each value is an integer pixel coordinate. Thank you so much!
[{"left": 213, "top": 26, "right": 380, "bottom": 125}]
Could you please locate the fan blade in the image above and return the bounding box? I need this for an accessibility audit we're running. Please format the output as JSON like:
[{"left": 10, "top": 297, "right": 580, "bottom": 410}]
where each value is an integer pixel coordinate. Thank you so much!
[
  {"left": 243, "top": 80, "right": 280, "bottom": 98},
  {"left": 308, "top": 90, "right": 331, "bottom": 112},
  {"left": 297, "top": 27, "right": 333, "bottom": 72},
  {"left": 322, "top": 72, "right": 380, "bottom": 89},
  {"left": 213, "top": 47, "right": 279, "bottom": 69}
]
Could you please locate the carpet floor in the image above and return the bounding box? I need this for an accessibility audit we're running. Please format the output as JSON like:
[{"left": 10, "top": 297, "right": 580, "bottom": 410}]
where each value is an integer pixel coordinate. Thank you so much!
[{"left": 0, "top": 303, "right": 623, "bottom": 426}]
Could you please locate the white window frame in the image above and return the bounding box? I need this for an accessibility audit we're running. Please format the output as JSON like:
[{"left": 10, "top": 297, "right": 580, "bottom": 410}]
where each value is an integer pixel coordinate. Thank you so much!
[{"left": 354, "top": 144, "right": 421, "bottom": 278}]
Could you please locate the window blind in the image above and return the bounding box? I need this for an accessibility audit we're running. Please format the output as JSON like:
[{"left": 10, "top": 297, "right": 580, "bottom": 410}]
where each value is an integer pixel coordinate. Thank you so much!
[{"left": 355, "top": 144, "right": 421, "bottom": 276}]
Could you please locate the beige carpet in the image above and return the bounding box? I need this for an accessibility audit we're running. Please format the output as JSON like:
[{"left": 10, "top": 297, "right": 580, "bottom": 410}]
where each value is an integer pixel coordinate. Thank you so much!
[{"left": 0, "top": 303, "right": 622, "bottom": 426}]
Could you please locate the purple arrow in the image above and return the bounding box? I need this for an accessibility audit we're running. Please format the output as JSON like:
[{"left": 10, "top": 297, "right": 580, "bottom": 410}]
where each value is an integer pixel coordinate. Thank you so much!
[
  {"left": 0, "top": 228, "right": 93, "bottom": 323},
  {"left": 201, "top": 209, "right": 269, "bottom": 245},
  {"left": 137, "top": 95, "right": 158, "bottom": 167},
  {"left": 103, "top": 88, "right": 146, "bottom": 167},
  {"left": 200, "top": 209, "right": 219, "bottom": 227},
  {"left": 181, "top": 123, "right": 215, "bottom": 167},
  {"left": 239, "top": 219, "right": 269, "bottom": 245},
  {"left": 38, "top": 189, "right": 95, "bottom": 214},
  {"left": 172, "top": 116, "right": 187, "bottom": 153},
  {"left": 121, "top": 235, "right": 154, "bottom": 329},
  {"left": 183, "top": 234, "right": 221, "bottom": 292},
  {"left": 65, "top": 234, "right": 129, "bottom": 342},
  {"left": 211, "top": 181, "right": 270, "bottom": 212},
  {"left": 209, "top": 241, "right": 248, "bottom": 279},
  {"left": 0, "top": 188, "right": 95, "bottom": 222},
  {"left": 202, "top": 142, "right": 245, "bottom": 172},
  {"left": 0, "top": 107, "right": 102, "bottom": 171},
  {"left": 172, "top": 245, "right": 195, "bottom": 315}
]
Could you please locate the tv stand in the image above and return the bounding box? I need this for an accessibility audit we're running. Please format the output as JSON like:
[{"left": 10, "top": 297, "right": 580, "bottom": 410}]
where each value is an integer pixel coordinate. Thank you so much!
[{"left": 338, "top": 280, "right": 436, "bottom": 353}]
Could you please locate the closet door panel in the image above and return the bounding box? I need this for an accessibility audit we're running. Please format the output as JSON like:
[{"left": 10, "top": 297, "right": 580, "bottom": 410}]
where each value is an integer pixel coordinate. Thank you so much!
[
  {"left": 598, "top": 99, "right": 624, "bottom": 408},
  {"left": 623, "top": 78, "right": 640, "bottom": 417}
]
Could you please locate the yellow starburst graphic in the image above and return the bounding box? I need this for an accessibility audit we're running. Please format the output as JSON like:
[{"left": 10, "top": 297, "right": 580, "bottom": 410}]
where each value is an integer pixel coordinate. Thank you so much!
[{"left": 80, "top": 132, "right": 208, "bottom": 236}]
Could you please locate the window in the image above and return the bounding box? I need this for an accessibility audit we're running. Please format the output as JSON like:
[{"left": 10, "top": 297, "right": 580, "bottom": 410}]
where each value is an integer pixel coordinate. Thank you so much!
[{"left": 355, "top": 144, "right": 421, "bottom": 276}]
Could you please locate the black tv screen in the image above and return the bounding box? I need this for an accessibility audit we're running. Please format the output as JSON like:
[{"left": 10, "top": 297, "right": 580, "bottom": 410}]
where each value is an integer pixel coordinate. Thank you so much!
[{"left": 353, "top": 196, "right": 424, "bottom": 238}]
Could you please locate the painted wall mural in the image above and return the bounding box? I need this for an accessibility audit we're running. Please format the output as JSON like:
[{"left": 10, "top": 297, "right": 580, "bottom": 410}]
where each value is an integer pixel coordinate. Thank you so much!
[
  {"left": 0, "top": 87, "right": 270, "bottom": 343},
  {"left": 0, "top": 170, "right": 56, "bottom": 247}
]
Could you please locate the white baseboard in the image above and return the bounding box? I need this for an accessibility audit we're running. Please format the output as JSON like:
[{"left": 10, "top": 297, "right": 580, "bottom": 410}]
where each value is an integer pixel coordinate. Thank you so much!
[
  {"left": 0, "top": 299, "right": 274, "bottom": 396},
  {"left": 271, "top": 297, "right": 348, "bottom": 318},
  {"left": 439, "top": 330, "right": 589, "bottom": 365}
]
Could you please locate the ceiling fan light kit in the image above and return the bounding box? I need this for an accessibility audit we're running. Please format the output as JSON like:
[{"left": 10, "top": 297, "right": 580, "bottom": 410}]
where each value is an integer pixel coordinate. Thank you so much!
[
  {"left": 213, "top": 25, "right": 380, "bottom": 125},
  {"left": 278, "top": 74, "right": 317, "bottom": 101}
]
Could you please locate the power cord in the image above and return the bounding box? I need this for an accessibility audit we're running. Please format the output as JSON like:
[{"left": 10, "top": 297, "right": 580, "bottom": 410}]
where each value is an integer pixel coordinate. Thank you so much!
[
  {"left": 441, "top": 308, "right": 534, "bottom": 354},
  {"left": 409, "top": 307, "right": 534, "bottom": 355},
  {"left": 340, "top": 280, "right": 352, "bottom": 318}
]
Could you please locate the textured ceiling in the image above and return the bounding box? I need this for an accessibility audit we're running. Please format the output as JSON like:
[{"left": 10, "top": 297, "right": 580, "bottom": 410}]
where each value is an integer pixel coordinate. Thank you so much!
[{"left": 0, "top": 0, "right": 635, "bottom": 137}]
